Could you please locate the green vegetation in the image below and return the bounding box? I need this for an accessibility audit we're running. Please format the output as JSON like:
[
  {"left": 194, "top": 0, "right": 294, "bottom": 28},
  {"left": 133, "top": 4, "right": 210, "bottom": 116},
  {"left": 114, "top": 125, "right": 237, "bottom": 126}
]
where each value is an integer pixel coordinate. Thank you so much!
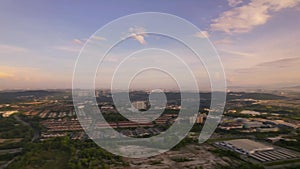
[
  {"left": 7, "top": 137, "right": 128, "bottom": 169},
  {"left": 18, "top": 114, "right": 43, "bottom": 131},
  {"left": 0, "top": 116, "right": 32, "bottom": 151},
  {"left": 0, "top": 116, "right": 32, "bottom": 140},
  {"left": 194, "top": 167, "right": 204, "bottom": 169},
  {"left": 163, "top": 109, "right": 179, "bottom": 115},
  {"left": 275, "top": 140, "right": 300, "bottom": 152},
  {"left": 0, "top": 152, "right": 21, "bottom": 161},
  {"left": 102, "top": 113, "right": 127, "bottom": 122},
  {"left": 190, "top": 123, "right": 203, "bottom": 133},
  {"left": 68, "top": 139, "right": 128, "bottom": 169},
  {"left": 1, "top": 91, "right": 300, "bottom": 168},
  {"left": 280, "top": 165, "right": 300, "bottom": 169},
  {"left": 9, "top": 150, "right": 70, "bottom": 169},
  {"left": 0, "top": 116, "right": 33, "bottom": 166}
]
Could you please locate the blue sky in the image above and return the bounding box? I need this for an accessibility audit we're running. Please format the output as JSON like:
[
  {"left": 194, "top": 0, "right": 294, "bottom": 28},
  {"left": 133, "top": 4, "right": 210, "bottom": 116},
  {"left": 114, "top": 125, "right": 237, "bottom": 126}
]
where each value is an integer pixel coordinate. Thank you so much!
[{"left": 0, "top": 0, "right": 300, "bottom": 90}]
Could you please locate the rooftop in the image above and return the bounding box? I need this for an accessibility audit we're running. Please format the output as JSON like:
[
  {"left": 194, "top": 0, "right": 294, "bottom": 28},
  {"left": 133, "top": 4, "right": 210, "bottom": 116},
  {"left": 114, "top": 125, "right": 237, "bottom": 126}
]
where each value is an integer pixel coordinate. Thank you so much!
[{"left": 224, "top": 139, "right": 273, "bottom": 154}]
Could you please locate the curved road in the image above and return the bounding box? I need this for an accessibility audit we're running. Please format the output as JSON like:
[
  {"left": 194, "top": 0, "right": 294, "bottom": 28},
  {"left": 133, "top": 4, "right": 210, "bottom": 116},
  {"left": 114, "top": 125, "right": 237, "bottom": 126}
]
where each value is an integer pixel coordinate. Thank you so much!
[{"left": 13, "top": 115, "right": 39, "bottom": 142}]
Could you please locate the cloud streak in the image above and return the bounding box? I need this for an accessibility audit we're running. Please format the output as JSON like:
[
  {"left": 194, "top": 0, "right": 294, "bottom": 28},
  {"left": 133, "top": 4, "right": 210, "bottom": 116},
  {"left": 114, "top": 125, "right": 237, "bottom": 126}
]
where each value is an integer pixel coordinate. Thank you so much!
[
  {"left": 55, "top": 46, "right": 80, "bottom": 53},
  {"left": 91, "top": 36, "right": 106, "bottom": 41},
  {"left": 214, "top": 38, "right": 233, "bottom": 45},
  {"left": 194, "top": 31, "right": 210, "bottom": 38},
  {"left": 0, "top": 44, "right": 28, "bottom": 54},
  {"left": 227, "top": 57, "right": 300, "bottom": 87},
  {"left": 219, "top": 48, "right": 255, "bottom": 57},
  {"left": 211, "top": 0, "right": 300, "bottom": 34},
  {"left": 72, "top": 39, "right": 84, "bottom": 45},
  {"left": 257, "top": 57, "right": 300, "bottom": 68}
]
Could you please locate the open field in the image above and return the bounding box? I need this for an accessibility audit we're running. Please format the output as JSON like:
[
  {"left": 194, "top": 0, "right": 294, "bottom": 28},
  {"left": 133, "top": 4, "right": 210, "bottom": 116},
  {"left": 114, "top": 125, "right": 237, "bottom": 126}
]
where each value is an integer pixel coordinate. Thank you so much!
[
  {"left": 0, "top": 138, "right": 22, "bottom": 145},
  {"left": 124, "top": 144, "right": 233, "bottom": 169}
]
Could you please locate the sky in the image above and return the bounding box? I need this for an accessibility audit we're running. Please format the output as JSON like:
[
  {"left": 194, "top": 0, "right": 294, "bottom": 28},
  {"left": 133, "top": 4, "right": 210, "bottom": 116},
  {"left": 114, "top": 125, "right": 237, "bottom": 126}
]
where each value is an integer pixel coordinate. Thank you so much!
[{"left": 0, "top": 0, "right": 300, "bottom": 90}]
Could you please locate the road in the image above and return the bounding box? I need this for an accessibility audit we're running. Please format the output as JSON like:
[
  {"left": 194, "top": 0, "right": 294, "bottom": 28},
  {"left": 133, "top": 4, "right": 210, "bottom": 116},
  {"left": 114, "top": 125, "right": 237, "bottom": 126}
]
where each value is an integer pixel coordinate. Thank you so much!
[
  {"left": 0, "top": 115, "right": 41, "bottom": 168},
  {"left": 13, "top": 115, "right": 39, "bottom": 142}
]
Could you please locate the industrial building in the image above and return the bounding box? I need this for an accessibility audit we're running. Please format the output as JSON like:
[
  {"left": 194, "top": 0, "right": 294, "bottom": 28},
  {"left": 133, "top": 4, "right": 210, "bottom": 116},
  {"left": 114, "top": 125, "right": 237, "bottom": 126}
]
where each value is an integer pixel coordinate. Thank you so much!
[
  {"left": 220, "top": 139, "right": 274, "bottom": 154},
  {"left": 215, "top": 139, "right": 300, "bottom": 163},
  {"left": 249, "top": 149, "right": 299, "bottom": 162}
]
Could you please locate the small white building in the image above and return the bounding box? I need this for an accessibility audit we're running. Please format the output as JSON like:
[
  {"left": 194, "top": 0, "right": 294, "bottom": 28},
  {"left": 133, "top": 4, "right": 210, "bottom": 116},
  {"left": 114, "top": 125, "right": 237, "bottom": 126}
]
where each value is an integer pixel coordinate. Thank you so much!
[
  {"left": 132, "top": 101, "right": 149, "bottom": 111},
  {"left": 240, "top": 110, "right": 261, "bottom": 116}
]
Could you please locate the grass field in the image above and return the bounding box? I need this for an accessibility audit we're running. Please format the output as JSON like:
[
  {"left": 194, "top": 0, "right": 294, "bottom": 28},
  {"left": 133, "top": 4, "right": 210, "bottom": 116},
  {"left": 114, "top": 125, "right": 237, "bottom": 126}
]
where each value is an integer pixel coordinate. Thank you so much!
[{"left": 9, "top": 150, "right": 70, "bottom": 169}]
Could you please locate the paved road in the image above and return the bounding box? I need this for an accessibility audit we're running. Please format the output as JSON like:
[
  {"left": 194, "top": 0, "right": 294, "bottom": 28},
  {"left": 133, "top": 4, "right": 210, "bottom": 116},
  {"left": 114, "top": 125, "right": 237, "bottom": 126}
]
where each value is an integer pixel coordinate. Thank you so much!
[{"left": 13, "top": 115, "right": 39, "bottom": 142}]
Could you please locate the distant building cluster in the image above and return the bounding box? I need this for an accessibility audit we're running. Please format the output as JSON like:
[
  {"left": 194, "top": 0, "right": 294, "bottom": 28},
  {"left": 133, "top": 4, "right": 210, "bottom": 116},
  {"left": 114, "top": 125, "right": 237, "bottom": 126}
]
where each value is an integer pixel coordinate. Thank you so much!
[
  {"left": 219, "top": 112, "right": 300, "bottom": 133},
  {"left": 41, "top": 118, "right": 83, "bottom": 132},
  {"left": 120, "top": 127, "right": 161, "bottom": 137}
]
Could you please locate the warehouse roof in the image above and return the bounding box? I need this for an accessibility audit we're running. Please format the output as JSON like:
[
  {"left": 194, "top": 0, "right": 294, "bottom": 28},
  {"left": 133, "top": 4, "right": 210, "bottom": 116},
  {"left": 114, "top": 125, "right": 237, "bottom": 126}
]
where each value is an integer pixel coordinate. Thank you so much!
[{"left": 224, "top": 139, "right": 274, "bottom": 154}]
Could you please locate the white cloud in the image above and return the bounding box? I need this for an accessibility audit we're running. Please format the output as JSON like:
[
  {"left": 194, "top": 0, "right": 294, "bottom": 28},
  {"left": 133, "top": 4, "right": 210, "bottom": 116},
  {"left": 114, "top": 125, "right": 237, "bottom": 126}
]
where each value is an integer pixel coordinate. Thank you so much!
[
  {"left": 129, "top": 26, "right": 147, "bottom": 45},
  {"left": 228, "top": 0, "right": 243, "bottom": 7},
  {"left": 194, "top": 31, "right": 210, "bottom": 38},
  {"left": 211, "top": 0, "right": 300, "bottom": 34},
  {"left": 56, "top": 38, "right": 89, "bottom": 53},
  {"left": 131, "top": 33, "right": 146, "bottom": 45}
]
